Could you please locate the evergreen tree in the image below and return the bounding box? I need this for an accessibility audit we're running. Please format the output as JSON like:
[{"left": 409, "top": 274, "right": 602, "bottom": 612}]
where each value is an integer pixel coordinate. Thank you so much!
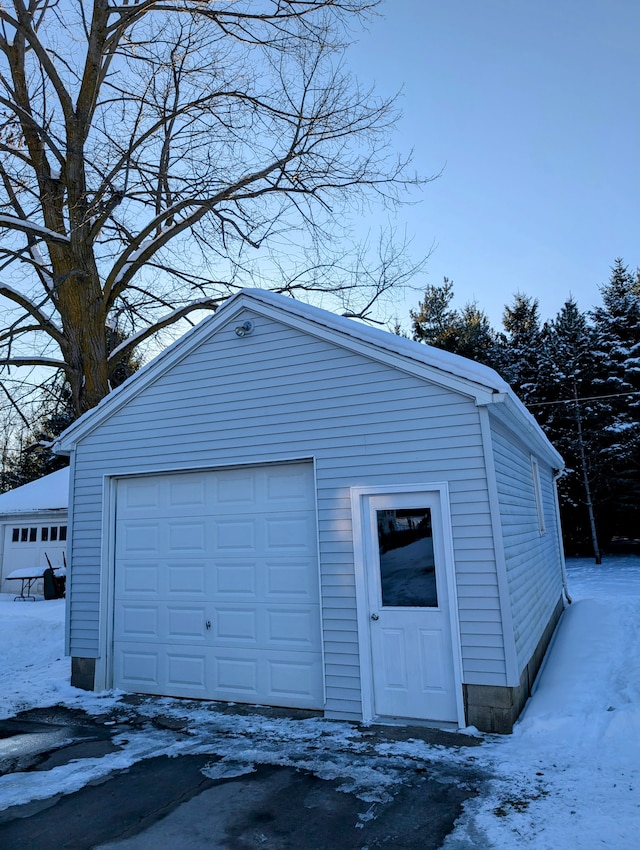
[
  {"left": 590, "top": 259, "right": 640, "bottom": 540},
  {"left": 411, "top": 279, "right": 500, "bottom": 367},
  {"left": 592, "top": 259, "right": 640, "bottom": 410},
  {"left": 498, "top": 293, "right": 545, "bottom": 404},
  {"left": 455, "top": 303, "right": 500, "bottom": 365},
  {"left": 536, "top": 299, "right": 606, "bottom": 558},
  {"left": 407, "top": 268, "right": 640, "bottom": 556},
  {"left": 411, "top": 279, "right": 460, "bottom": 349}
]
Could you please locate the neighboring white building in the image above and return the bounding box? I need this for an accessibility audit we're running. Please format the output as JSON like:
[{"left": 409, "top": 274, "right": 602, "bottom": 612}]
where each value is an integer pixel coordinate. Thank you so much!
[
  {"left": 0, "top": 467, "right": 69, "bottom": 595},
  {"left": 54, "top": 290, "right": 568, "bottom": 733}
]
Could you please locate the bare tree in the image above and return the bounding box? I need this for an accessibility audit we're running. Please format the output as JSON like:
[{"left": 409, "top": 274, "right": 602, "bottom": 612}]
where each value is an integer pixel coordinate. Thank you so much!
[{"left": 0, "top": 1, "right": 423, "bottom": 417}]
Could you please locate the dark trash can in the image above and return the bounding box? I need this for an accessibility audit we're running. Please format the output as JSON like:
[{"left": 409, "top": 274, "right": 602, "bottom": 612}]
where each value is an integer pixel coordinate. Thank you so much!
[{"left": 43, "top": 568, "right": 66, "bottom": 599}]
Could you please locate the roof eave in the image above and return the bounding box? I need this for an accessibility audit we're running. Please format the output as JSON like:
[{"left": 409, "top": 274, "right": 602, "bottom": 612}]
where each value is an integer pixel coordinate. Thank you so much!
[{"left": 484, "top": 392, "right": 564, "bottom": 469}]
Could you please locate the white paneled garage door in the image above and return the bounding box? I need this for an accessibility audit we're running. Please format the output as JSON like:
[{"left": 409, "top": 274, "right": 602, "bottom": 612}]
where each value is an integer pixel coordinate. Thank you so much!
[{"left": 113, "top": 462, "right": 323, "bottom": 708}]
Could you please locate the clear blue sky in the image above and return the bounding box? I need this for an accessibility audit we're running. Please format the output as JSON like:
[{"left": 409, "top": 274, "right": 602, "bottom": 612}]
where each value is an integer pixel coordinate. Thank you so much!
[{"left": 347, "top": 0, "right": 639, "bottom": 328}]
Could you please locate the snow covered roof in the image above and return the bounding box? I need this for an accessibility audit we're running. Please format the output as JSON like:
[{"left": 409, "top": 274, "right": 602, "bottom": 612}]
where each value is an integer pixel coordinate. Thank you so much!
[
  {"left": 54, "top": 289, "right": 562, "bottom": 467},
  {"left": 243, "top": 288, "right": 512, "bottom": 394},
  {"left": 0, "top": 467, "right": 69, "bottom": 514}
]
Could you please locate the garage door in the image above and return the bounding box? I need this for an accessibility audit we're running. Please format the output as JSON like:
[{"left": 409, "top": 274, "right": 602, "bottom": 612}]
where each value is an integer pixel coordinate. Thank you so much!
[
  {"left": 1, "top": 521, "right": 67, "bottom": 593},
  {"left": 113, "top": 462, "right": 323, "bottom": 708}
]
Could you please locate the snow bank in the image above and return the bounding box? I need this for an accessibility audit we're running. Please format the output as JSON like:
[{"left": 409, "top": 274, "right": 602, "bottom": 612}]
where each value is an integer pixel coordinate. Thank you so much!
[{"left": 445, "top": 556, "right": 640, "bottom": 848}]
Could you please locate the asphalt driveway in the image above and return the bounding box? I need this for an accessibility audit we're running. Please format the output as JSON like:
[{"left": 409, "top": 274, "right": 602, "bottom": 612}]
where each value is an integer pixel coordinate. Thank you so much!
[{"left": 0, "top": 701, "right": 486, "bottom": 850}]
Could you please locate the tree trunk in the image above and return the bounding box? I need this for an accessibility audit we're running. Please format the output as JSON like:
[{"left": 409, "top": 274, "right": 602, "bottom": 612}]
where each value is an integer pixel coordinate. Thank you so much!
[
  {"left": 55, "top": 262, "right": 109, "bottom": 417},
  {"left": 573, "top": 383, "right": 602, "bottom": 564}
]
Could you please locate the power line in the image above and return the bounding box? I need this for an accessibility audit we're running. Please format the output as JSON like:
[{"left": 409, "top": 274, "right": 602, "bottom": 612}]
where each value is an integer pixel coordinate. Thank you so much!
[{"left": 527, "top": 390, "right": 640, "bottom": 408}]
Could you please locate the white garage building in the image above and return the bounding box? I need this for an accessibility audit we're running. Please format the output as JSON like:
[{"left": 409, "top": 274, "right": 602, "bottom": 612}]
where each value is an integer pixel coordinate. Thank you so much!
[
  {"left": 0, "top": 467, "right": 69, "bottom": 595},
  {"left": 54, "top": 290, "right": 567, "bottom": 732}
]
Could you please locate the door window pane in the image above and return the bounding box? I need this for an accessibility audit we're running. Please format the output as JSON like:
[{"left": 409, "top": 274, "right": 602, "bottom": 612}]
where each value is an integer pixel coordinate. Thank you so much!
[{"left": 376, "top": 508, "right": 438, "bottom": 607}]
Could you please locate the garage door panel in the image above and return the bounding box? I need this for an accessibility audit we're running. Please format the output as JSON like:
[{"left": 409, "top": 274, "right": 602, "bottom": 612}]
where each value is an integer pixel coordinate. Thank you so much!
[
  {"left": 215, "top": 654, "right": 258, "bottom": 695},
  {"left": 213, "top": 648, "right": 323, "bottom": 707},
  {"left": 210, "top": 604, "right": 321, "bottom": 650},
  {"left": 267, "top": 607, "right": 320, "bottom": 647},
  {"left": 114, "top": 643, "right": 323, "bottom": 707},
  {"left": 267, "top": 656, "right": 323, "bottom": 702},
  {"left": 167, "top": 606, "right": 208, "bottom": 640},
  {"left": 265, "top": 515, "right": 316, "bottom": 551},
  {"left": 168, "top": 477, "right": 207, "bottom": 508},
  {"left": 215, "top": 469, "right": 257, "bottom": 507},
  {"left": 114, "top": 462, "right": 323, "bottom": 709},
  {"left": 215, "top": 561, "right": 257, "bottom": 596},
  {"left": 168, "top": 561, "right": 208, "bottom": 595},
  {"left": 117, "top": 605, "right": 159, "bottom": 639},
  {"left": 116, "top": 559, "right": 211, "bottom": 597},
  {"left": 214, "top": 607, "right": 257, "bottom": 642},
  {"left": 266, "top": 560, "right": 318, "bottom": 599},
  {"left": 118, "top": 522, "right": 161, "bottom": 556},
  {"left": 116, "top": 603, "right": 209, "bottom": 642},
  {"left": 212, "top": 559, "right": 318, "bottom": 601},
  {"left": 117, "top": 646, "right": 159, "bottom": 686},
  {"left": 215, "top": 518, "right": 257, "bottom": 551},
  {"left": 168, "top": 520, "right": 208, "bottom": 553},
  {"left": 118, "top": 562, "right": 161, "bottom": 595},
  {"left": 167, "top": 651, "right": 207, "bottom": 690},
  {"left": 121, "top": 479, "right": 161, "bottom": 512},
  {"left": 265, "top": 466, "right": 316, "bottom": 509}
]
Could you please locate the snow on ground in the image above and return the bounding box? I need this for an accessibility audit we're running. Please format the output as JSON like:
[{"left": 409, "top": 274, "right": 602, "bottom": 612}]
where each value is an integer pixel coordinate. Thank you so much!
[
  {"left": 0, "top": 597, "right": 75, "bottom": 715},
  {"left": 1, "top": 557, "right": 640, "bottom": 847},
  {"left": 444, "top": 555, "right": 640, "bottom": 849}
]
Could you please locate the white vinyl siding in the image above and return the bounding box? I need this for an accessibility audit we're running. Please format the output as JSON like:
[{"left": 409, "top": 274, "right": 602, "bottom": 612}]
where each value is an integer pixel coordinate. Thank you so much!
[
  {"left": 490, "top": 418, "right": 564, "bottom": 672},
  {"left": 68, "top": 310, "right": 507, "bottom": 715}
]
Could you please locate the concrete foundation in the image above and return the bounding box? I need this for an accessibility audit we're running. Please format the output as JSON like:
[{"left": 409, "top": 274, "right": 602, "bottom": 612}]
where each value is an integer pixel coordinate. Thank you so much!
[{"left": 463, "top": 595, "right": 565, "bottom": 734}]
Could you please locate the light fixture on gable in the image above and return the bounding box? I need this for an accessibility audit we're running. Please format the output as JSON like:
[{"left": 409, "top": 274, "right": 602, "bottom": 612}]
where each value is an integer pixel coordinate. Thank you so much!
[{"left": 234, "top": 320, "right": 254, "bottom": 338}]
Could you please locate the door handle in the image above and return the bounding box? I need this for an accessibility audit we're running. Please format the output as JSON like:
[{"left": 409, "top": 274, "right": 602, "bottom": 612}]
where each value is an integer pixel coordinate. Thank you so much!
[
  {"left": 206, "top": 620, "right": 212, "bottom": 630},
  {"left": 370, "top": 613, "right": 379, "bottom": 621}
]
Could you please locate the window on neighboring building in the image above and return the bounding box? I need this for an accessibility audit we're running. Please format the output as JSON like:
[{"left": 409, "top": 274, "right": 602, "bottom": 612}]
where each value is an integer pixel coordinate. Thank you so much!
[{"left": 10, "top": 524, "right": 67, "bottom": 544}]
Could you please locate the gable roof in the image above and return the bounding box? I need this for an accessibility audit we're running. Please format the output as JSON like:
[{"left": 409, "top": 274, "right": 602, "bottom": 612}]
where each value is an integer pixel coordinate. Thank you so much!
[
  {"left": 249, "top": 289, "right": 511, "bottom": 393},
  {"left": 0, "top": 467, "right": 69, "bottom": 514},
  {"left": 54, "top": 289, "right": 562, "bottom": 466}
]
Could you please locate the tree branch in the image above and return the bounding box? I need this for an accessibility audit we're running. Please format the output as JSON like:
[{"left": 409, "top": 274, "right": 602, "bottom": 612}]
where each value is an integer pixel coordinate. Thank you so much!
[
  {"left": 0, "top": 214, "right": 69, "bottom": 244},
  {"left": 107, "top": 297, "right": 221, "bottom": 370},
  {"left": 0, "top": 283, "right": 64, "bottom": 344}
]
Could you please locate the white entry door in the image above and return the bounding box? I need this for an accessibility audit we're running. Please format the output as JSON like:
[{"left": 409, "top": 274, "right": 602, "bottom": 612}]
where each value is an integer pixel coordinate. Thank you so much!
[{"left": 364, "top": 492, "right": 460, "bottom": 723}]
